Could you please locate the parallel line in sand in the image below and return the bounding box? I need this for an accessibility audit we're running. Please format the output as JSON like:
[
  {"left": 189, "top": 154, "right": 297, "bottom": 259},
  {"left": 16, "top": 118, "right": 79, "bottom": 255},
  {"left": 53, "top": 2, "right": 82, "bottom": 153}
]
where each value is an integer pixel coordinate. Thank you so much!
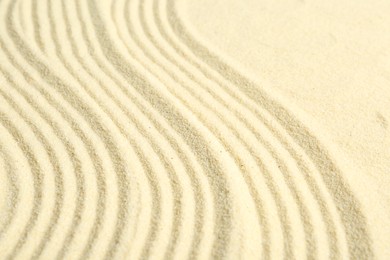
[
  {"left": 86, "top": 1, "right": 233, "bottom": 258},
  {"left": 120, "top": 0, "right": 331, "bottom": 258},
  {"left": 0, "top": 141, "right": 19, "bottom": 240},
  {"left": 2, "top": 2, "right": 125, "bottom": 257},
  {"left": 0, "top": 78, "right": 65, "bottom": 260},
  {"left": 0, "top": 0, "right": 375, "bottom": 259},
  {"left": 0, "top": 111, "right": 43, "bottom": 260},
  {"left": 84, "top": 0, "right": 332, "bottom": 258},
  {"left": 165, "top": 1, "right": 373, "bottom": 258},
  {"left": 0, "top": 43, "right": 106, "bottom": 259},
  {"left": 119, "top": 1, "right": 281, "bottom": 257},
  {"left": 0, "top": 65, "right": 85, "bottom": 260},
  {"left": 61, "top": 1, "right": 207, "bottom": 258},
  {"left": 151, "top": 0, "right": 363, "bottom": 258},
  {"left": 48, "top": 2, "right": 164, "bottom": 258},
  {"left": 147, "top": 1, "right": 338, "bottom": 258},
  {"left": 5, "top": 1, "right": 204, "bottom": 258},
  {"left": 32, "top": 0, "right": 44, "bottom": 52},
  {"left": 117, "top": 0, "right": 273, "bottom": 258},
  {"left": 126, "top": 2, "right": 310, "bottom": 255}
]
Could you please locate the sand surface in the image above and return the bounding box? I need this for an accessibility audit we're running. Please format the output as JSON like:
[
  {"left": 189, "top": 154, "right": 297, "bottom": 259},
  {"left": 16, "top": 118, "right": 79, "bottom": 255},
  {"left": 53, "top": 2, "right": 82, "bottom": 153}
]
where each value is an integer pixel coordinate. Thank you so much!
[{"left": 0, "top": 0, "right": 389, "bottom": 259}]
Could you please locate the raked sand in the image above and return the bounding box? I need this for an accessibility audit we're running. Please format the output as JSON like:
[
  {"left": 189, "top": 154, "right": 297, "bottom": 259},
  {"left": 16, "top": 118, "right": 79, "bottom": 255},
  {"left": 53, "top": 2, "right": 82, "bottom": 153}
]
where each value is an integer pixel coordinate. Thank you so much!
[{"left": 0, "top": 0, "right": 389, "bottom": 259}]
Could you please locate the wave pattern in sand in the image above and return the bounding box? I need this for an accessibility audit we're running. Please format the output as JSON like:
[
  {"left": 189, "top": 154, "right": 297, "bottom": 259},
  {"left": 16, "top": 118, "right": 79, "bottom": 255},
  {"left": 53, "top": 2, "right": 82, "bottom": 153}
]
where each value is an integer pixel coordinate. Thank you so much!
[{"left": 0, "top": 0, "right": 373, "bottom": 259}]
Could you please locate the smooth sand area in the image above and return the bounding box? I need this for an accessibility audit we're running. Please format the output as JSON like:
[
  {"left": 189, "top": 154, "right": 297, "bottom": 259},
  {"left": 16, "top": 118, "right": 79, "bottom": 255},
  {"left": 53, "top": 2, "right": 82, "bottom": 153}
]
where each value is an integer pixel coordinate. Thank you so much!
[{"left": 0, "top": 0, "right": 389, "bottom": 259}]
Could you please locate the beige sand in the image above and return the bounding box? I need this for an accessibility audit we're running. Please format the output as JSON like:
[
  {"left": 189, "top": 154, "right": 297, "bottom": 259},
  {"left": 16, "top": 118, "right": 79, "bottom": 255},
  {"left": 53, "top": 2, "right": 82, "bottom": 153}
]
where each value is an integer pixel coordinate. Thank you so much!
[{"left": 0, "top": 0, "right": 389, "bottom": 259}]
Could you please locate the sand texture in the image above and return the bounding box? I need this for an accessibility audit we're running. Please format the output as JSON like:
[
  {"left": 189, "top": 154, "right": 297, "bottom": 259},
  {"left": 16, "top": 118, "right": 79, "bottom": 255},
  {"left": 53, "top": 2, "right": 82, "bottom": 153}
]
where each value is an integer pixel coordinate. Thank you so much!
[{"left": 0, "top": 0, "right": 389, "bottom": 259}]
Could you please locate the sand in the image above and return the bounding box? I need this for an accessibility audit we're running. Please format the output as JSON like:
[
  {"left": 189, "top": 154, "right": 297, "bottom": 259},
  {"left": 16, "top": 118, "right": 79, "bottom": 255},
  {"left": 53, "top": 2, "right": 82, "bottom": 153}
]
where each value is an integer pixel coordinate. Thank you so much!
[{"left": 0, "top": 0, "right": 389, "bottom": 259}]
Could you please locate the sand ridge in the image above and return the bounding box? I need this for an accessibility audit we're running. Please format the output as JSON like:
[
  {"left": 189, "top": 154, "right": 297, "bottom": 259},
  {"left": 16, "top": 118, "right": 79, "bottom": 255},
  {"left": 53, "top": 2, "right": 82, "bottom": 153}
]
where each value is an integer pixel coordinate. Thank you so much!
[{"left": 0, "top": 0, "right": 387, "bottom": 259}]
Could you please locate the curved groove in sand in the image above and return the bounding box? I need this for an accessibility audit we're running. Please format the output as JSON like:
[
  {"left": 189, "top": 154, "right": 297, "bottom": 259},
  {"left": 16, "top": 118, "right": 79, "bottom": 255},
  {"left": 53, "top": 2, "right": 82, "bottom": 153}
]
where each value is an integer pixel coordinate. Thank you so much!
[
  {"left": 0, "top": 111, "right": 43, "bottom": 259},
  {"left": 0, "top": 79, "right": 65, "bottom": 259},
  {"left": 0, "top": 140, "right": 19, "bottom": 239},
  {"left": 60, "top": 1, "right": 209, "bottom": 258},
  {"left": 117, "top": 0, "right": 349, "bottom": 258},
  {"left": 0, "top": 0, "right": 376, "bottom": 259},
  {"left": 164, "top": 1, "right": 373, "bottom": 259}
]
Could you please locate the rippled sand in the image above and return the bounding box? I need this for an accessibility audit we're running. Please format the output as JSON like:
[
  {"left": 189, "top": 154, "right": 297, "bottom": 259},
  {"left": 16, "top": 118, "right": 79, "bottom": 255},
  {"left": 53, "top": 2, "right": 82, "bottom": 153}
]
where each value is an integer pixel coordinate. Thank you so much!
[{"left": 0, "top": 0, "right": 389, "bottom": 259}]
